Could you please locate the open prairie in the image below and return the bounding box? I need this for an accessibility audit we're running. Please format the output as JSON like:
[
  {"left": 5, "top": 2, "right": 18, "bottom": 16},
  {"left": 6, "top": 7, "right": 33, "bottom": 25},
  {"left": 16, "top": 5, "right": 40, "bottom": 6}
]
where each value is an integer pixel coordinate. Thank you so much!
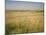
[{"left": 5, "top": 10, "right": 44, "bottom": 33}]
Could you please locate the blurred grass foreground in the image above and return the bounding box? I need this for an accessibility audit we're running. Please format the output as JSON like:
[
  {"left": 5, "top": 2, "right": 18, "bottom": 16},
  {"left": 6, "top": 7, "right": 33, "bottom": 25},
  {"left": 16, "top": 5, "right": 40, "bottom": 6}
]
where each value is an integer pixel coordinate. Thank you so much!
[{"left": 5, "top": 10, "right": 44, "bottom": 34}]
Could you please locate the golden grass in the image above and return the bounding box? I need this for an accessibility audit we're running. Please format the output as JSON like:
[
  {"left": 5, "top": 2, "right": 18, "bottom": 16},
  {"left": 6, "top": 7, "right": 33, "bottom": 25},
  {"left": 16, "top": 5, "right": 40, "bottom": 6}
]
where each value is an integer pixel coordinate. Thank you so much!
[{"left": 6, "top": 11, "right": 44, "bottom": 33}]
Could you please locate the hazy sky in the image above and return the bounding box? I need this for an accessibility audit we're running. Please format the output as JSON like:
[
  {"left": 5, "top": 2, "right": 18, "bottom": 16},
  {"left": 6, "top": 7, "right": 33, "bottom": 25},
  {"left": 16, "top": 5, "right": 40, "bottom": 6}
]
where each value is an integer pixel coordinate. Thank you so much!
[{"left": 6, "top": 0, "right": 44, "bottom": 10}]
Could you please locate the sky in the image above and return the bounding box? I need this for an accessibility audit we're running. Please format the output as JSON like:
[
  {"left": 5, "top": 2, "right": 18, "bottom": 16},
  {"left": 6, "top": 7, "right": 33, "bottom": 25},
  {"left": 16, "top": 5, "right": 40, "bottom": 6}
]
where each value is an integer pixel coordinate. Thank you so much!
[
  {"left": 10, "top": 0, "right": 43, "bottom": 2},
  {"left": 6, "top": 0, "right": 44, "bottom": 10}
]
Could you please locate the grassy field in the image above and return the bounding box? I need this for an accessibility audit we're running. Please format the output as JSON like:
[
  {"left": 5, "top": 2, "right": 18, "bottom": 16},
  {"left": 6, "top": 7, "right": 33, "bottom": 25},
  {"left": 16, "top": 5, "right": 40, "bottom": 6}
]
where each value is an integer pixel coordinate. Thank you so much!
[{"left": 5, "top": 10, "right": 44, "bottom": 34}]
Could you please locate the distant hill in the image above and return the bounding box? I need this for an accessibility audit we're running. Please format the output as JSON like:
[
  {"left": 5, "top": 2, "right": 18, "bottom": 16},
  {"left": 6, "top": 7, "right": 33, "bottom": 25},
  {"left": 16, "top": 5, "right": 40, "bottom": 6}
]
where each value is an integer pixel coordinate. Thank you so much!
[{"left": 5, "top": 10, "right": 44, "bottom": 12}]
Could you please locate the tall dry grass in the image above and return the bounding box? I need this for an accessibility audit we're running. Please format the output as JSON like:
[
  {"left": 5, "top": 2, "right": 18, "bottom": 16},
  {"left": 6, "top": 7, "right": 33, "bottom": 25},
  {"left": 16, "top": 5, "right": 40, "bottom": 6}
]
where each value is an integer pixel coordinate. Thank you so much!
[{"left": 5, "top": 11, "right": 44, "bottom": 34}]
